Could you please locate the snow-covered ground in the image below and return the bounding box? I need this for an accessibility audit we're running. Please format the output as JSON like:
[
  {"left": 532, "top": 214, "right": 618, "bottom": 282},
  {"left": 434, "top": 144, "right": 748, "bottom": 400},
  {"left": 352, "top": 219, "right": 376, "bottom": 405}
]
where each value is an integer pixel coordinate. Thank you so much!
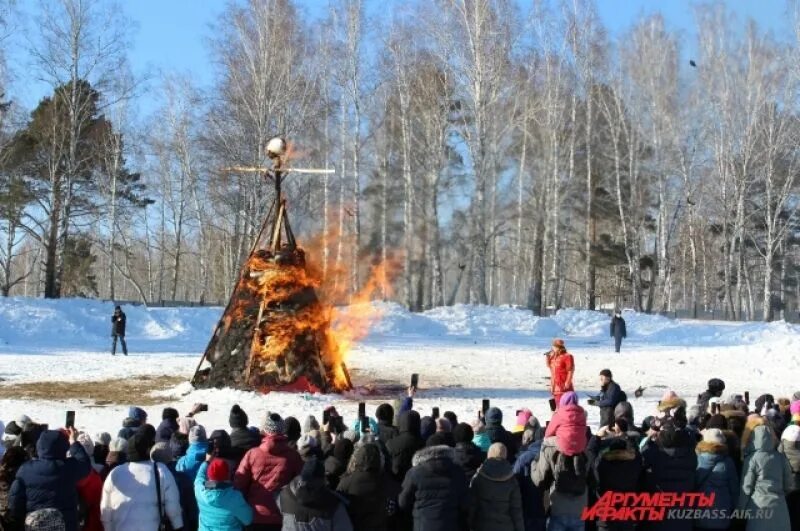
[{"left": 0, "top": 296, "right": 798, "bottom": 437}]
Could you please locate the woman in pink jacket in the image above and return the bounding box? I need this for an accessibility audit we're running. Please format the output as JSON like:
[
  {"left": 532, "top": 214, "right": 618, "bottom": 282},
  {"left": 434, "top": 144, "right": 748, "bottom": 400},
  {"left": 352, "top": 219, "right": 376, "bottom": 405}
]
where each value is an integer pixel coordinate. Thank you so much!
[{"left": 544, "top": 391, "right": 588, "bottom": 456}]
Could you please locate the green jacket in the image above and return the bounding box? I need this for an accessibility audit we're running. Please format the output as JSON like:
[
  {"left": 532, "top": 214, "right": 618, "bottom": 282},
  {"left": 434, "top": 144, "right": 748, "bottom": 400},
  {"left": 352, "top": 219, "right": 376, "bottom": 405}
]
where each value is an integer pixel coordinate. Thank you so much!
[{"left": 737, "top": 425, "right": 792, "bottom": 531}]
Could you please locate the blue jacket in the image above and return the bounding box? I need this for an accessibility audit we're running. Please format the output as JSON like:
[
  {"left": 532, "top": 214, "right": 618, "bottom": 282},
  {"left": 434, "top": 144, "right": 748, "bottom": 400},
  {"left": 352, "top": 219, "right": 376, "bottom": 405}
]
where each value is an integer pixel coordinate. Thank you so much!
[
  {"left": 8, "top": 430, "right": 91, "bottom": 531},
  {"left": 176, "top": 441, "right": 209, "bottom": 480},
  {"left": 194, "top": 462, "right": 253, "bottom": 531},
  {"left": 513, "top": 441, "right": 547, "bottom": 530},
  {"left": 695, "top": 442, "right": 739, "bottom": 530}
]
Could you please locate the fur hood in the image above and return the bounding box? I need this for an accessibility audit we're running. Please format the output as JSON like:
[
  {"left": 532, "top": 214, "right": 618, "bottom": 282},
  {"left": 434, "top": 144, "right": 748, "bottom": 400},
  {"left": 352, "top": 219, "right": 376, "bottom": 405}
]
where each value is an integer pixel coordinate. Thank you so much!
[
  {"left": 721, "top": 409, "right": 747, "bottom": 420},
  {"left": 657, "top": 397, "right": 687, "bottom": 412},
  {"left": 696, "top": 441, "right": 727, "bottom": 455},
  {"left": 742, "top": 416, "right": 767, "bottom": 452},
  {"left": 601, "top": 448, "right": 637, "bottom": 462},
  {"left": 412, "top": 445, "right": 454, "bottom": 467}
]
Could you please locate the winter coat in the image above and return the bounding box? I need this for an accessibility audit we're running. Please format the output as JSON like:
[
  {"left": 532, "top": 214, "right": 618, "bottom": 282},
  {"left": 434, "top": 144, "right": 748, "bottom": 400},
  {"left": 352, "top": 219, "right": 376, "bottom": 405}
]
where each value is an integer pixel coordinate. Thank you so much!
[
  {"left": 100, "top": 460, "right": 184, "bottom": 531},
  {"left": 176, "top": 440, "right": 209, "bottom": 480},
  {"left": 7, "top": 431, "right": 91, "bottom": 531},
  {"left": 398, "top": 445, "right": 468, "bottom": 531},
  {"left": 337, "top": 470, "right": 399, "bottom": 531},
  {"left": 112, "top": 311, "right": 126, "bottom": 336},
  {"left": 233, "top": 434, "right": 303, "bottom": 526},
  {"left": 532, "top": 438, "right": 590, "bottom": 519},
  {"left": 593, "top": 444, "right": 642, "bottom": 531},
  {"left": 512, "top": 442, "right": 546, "bottom": 531},
  {"left": 452, "top": 442, "right": 484, "bottom": 483},
  {"left": 544, "top": 404, "right": 588, "bottom": 456},
  {"left": 610, "top": 316, "right": 626, "bottom": 339},
  {"left": 278, "top": 475, "right": 353, "bottom": 531},
  {"left": 598, "top": 380, "right": 624, "bottom": 427},
  {"left": 376, "top": 421, "right": 399, "bottom": 446},
  {"left": 229, "top": 427, "right": 259, "bottom": 464},
  {"left": 546, "top": 352, "right": 575, "bottom": 396},
  {"left": 778, "top": 436, "right": 800, "bottom": 493},
  {"left": 468, "top": 457, "right": 523, "bottom": 531},
  {"left": 694, "top": 441, "right": 739, "bottom": 530},
  {"left": 194, "top": 461, "right": 253, "bottom": 531},
  {"left": 386, "top": 411, "right": 423, "bottom": 481},
  {"left": 472, "top": 431, "right": 491, "bottom": 453},
  {"left": 737, "top": 425, "right": 792, "bottom": 531},
  {"left": 76, "top": 469, "right": 103, "bottom": 531},
  {"left": 323, "top": 455, "right": 347, "bottom": 490},
  {"left": 640, "top": 431, "right": 697, "bottom": 531},
  {"left": 166, "top": 460, "right": 198, "bottom": 531}
]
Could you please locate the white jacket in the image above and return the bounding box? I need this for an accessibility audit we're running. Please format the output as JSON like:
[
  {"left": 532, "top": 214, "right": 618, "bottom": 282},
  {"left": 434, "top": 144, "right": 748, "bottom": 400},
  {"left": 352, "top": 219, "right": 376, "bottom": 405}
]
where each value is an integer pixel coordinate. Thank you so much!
[{"left": 100, "top": 461, "right": 184, "bottom": 531}]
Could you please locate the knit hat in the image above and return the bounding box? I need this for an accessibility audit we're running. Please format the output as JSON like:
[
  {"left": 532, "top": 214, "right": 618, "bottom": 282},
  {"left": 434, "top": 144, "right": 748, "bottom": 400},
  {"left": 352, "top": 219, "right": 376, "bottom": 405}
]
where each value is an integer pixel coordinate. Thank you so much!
[
  {"left": 453, "top": 422, "right": 474, "bottom": 444},
  {"left": 485, "top": 407, "right": 503, "bottom": 427},
  {"left": 436, "top": 418, "right": 452, "bottom": 433},
  {"left": 76, "top": 433, "right": 94, "bottom": 459},
  {"left": 375, "top": 403, "right": 394, "bottom": 424},
  {"left": 161, "top": 407, "right": 179, "bottom": 421},
  {"left": 229, "top": 405, "right": 249, "bottom": 429},
  {"left": 702, "top": 428, "right": 726, "bottom": 445},
  {"left": 24, "top": 508, "right": 65, "bottom": 531},
  {"left": 661, "top": 390, "right": 678, "bottom": 402},
  {"left": 150, "top": 442, "right": 174, "bottom": 464},
  {"left": 297, "top": 434, "right": 318, "bottom": 458},
  {"left": 793, "top": 391, "right": 800, "bottom": 402},
  {"left": 127, "top": 431, "right": 152, "bottom": 462},
  {"left": 560, "top": 391, "right": 578, "bottom": 407},
  {"left": 95, "top": 432, "right": 112, "bottom": 446},
  {"left": 128, "top": 407, "right": 147, "bottom": 423},
  {"left": 516, "top": 408, "right": 532, "bottom": 426},
  {"left": 599, "top": 369, "right": 612, "bottom": 378},
  {"left": 303, "top": 415, "right": 320, "bottom": 434},
  {"left": 207, "top": 458, "right": 230, "bottom": 482},
  {"left": 262, "top": 412, "right": 285, "bottom": 436},
  {"left": 188, "top": 425, "right": 207, "bottom": 444}
]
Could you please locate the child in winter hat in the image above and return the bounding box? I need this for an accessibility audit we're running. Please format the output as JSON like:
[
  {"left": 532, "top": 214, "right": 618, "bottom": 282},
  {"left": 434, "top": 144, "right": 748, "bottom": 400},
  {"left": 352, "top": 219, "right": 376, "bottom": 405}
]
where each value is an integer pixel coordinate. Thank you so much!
[
  {"left": 261, "top": 412, "right": 285, "bottom": 436},
  {"left": 229, "top": 404, "right": 249, "bottom": 429},
  {"left": 189, "top": 425, "right": 207, "bottom": 444}
]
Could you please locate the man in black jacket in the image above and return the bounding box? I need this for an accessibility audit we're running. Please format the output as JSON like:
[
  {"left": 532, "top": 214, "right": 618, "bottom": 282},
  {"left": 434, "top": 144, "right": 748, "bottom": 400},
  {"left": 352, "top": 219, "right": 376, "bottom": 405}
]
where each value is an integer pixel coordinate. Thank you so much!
[
  {"left": 8, "top": 428, "right": 91, "bottom": 531},
  {"left": 610, "top": 311, "right": 627, "bottom": 353},
  {"left": 590, "top": 369, "right": 624, "bottom": 428},
  {"left": 398, "top": 445, "right": 468, "bottom": 531},
  {"left": 111, "top": 305, "right": 128, "bottom": 356}
]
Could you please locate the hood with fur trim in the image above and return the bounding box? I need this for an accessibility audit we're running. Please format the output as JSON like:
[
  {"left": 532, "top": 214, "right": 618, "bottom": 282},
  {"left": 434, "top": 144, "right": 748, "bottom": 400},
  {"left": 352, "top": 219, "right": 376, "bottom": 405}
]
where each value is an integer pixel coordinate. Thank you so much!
[
  {"left": 696, "top": 441, "right": 727, "bottom": 455},
  {"left": 741, "top": 416, "right": 767, "bottom": 452},
  {"left": 412, "top": 444, "right": 455, "bottom": 467},
  {"left": 601, "top": 448, "right": 637, "bottom": 462},
  {"left": 657, "top": 397, "right": 687, "bottom": 412}
]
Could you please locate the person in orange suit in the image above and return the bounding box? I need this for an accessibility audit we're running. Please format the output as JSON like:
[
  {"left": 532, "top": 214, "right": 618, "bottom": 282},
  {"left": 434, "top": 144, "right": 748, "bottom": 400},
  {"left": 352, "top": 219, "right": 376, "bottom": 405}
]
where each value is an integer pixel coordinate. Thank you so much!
[{"left": 545, "top": 338, "right": 574, "bottom": 406}]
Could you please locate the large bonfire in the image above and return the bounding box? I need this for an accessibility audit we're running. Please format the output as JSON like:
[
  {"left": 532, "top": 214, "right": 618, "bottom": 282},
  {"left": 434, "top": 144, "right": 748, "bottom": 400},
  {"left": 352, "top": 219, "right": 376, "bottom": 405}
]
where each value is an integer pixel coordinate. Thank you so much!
[{"left": 192, "top": 139, "right": 385, "bottom": 394}]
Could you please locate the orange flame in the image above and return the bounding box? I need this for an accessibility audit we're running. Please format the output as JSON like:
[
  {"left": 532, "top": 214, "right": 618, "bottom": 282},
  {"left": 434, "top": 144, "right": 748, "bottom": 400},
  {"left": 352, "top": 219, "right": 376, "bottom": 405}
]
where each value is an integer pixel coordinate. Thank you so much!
[{"left": 240, "top": 235, "right": 398, "bottom": 392}]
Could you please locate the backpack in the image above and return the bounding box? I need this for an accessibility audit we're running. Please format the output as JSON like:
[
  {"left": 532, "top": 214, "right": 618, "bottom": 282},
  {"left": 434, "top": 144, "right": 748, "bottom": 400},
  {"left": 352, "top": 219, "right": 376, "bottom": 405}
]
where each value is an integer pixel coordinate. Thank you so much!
[{"left": 553, "top": 452, "right": 587, "bottom": 496}]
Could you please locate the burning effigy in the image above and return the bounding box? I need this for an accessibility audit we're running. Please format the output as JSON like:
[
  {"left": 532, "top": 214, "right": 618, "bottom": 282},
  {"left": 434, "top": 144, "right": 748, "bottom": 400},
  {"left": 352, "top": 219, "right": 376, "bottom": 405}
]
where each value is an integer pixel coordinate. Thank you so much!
[{"left": 191, "top": 138, "right": 353, "bottom": 393}]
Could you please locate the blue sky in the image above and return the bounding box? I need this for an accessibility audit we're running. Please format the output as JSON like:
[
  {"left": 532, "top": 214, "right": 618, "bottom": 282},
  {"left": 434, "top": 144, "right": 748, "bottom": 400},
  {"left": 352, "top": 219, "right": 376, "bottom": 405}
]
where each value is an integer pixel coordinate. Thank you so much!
[{"left": 10, "top": 0, "right": 792, "bottom": 115}]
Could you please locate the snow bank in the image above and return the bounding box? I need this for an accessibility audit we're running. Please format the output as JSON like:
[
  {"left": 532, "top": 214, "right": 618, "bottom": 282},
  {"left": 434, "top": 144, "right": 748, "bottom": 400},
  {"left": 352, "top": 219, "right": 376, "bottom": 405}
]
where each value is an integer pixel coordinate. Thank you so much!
[
  {"left": 552, "top": 308, "right": 800, "bottom": 346},
  {"left": 0, "top": 297, "right": 221, "bottom": 353},
  {"left": 366, "top": 302, "right": 563, "bottom": 342}
]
